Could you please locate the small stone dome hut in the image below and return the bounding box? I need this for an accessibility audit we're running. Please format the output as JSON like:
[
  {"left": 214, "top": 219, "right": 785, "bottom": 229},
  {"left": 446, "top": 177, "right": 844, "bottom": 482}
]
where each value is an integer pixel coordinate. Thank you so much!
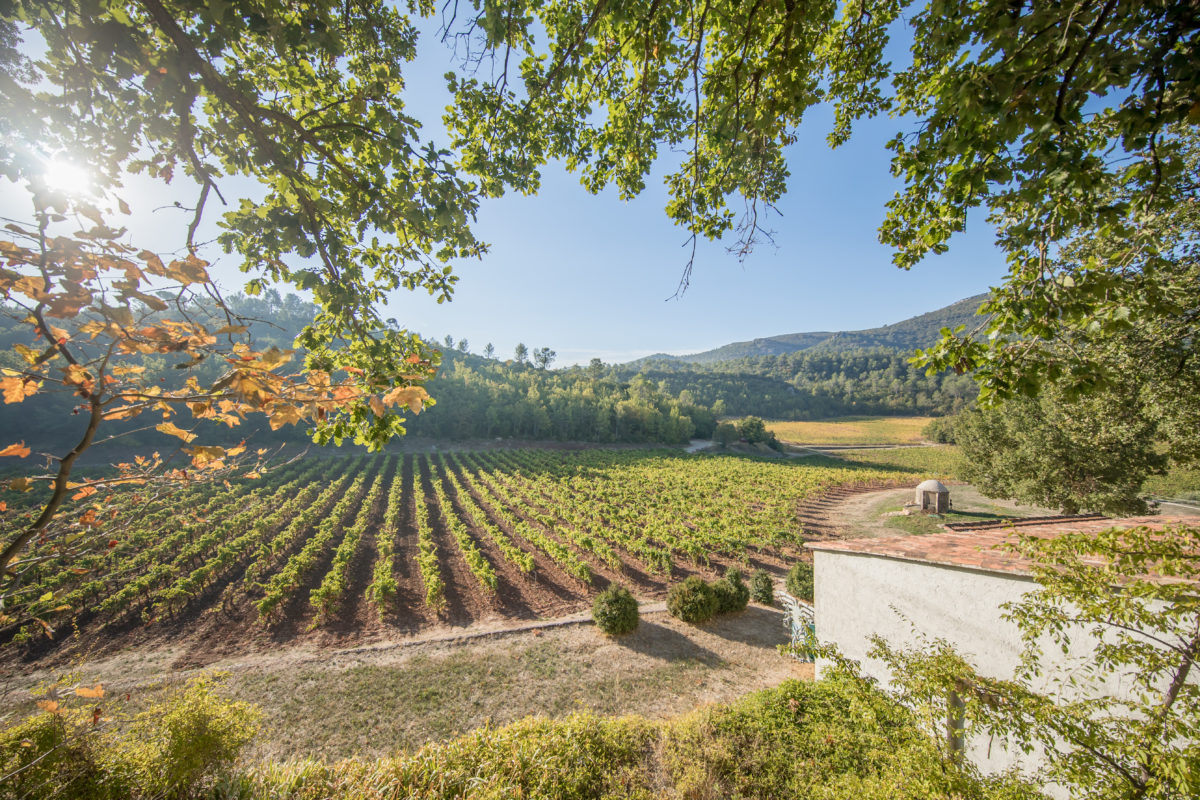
[{"left": 915, "top": 479, "right": 950, "bottom": 513}]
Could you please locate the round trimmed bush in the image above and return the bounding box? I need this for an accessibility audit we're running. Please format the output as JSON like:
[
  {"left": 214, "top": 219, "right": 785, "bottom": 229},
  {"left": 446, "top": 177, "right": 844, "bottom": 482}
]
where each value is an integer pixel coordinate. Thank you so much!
[
  {"left": 786, "top": 561, "right": 814, "bottom": 602},
  {"left": 713, "top": 568, "right": 750, "bottom": 614},
  {"left": 592, "top": 585, "right": 639, "bottom": 635},
  {"left": 750, "top": 569, "right": 774, "bottom": 605},
  {"left": 666, "top": 576, "right": 718, "bottom": 624}
]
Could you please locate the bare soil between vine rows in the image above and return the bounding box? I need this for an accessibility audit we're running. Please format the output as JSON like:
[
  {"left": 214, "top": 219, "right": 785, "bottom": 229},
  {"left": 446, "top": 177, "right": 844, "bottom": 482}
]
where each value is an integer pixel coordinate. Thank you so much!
[{"left": 3, "top": 476, "right": 901, "bottom": 674}]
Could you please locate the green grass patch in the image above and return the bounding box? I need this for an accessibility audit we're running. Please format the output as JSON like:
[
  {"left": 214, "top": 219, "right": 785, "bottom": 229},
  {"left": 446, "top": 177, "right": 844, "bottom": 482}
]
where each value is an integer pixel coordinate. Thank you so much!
[
  {"left": 837, "top": 445, "right": 962, "bottom": 478},
  {"left": 1145, "top": 465, "right": 1200, "bottom": 502},
  {"left": 877, "top": 504, "right": 1018, "bottom": 536}
]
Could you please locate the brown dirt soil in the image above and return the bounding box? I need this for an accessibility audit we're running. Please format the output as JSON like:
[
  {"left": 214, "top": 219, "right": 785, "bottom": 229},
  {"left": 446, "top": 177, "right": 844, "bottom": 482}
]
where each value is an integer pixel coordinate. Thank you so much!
[
  {"left": 791, "top": 480, "right": 911, "bottom": 544},
  {"left": 415, "top": 458, "right": 497, "bottom": 629},
  {"left": 437, "top": 467, "right": 545, "bottom": 623},
  {"left": 385, "top": 454, "right": 437, "bottom": 632},
  {"left": 446, "top": 459, "right": 590, "bottom": 617}
]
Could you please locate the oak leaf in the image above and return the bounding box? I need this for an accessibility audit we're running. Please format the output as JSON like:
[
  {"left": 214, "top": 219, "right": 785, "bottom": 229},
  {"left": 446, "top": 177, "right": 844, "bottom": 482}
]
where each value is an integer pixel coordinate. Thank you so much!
[
  {"left": 257, "top": 347, "right": 293, "bottom": 369},
  {"left": 156, "top": 422, "right": 197, "bottom": 443},
  {"left": 63, "top": 364, "right": 94, "bottom": 393},
  {"left": 187, "top": 445, "right": 226, "bottom": 466},
  {"left": 382, "top": 385, "right": 428, "bottom": 414},
  {"left": 267, "top": 404, "right": 303, "bottom": 430},
  {"left": 1, "top": 376, "right": 38, "bottom": 403},
  {"left": 0, "top": 442, "right": 31, "bottom": 458},
  {"left": 103, "top": 405, "right": 142, "bottom": 421}
]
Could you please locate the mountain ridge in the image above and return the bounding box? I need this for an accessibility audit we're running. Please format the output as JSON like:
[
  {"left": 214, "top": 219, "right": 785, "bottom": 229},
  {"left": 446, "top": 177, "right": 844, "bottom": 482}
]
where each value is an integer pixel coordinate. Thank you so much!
[{"left": 627, "top": 293, "right": 989, "bottom": 365}]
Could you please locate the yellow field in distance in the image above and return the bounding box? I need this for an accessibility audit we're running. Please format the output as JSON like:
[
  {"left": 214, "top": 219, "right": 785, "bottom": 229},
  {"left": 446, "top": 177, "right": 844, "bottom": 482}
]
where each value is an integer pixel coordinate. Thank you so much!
[{"left": 766, "top": 416, "right": 934, "bottom": 445}]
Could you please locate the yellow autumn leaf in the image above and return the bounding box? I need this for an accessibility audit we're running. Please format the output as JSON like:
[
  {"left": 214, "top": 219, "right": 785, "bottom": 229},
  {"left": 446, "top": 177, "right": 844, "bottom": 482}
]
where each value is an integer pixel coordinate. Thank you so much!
[
  {"left": 103, "top": 405, "right": 142, "bottom": 421},
  {"left": 187, "top": 445, "right": 226, "bottom": 466},
  {"left": 78, "top": 320, "right": 108, "bottom": 337},
  {"left": 382, "top": 385, "right": 428, "bottom": 414},
  {"left": 75, "top": 684, "right": 104, "bottom": 699},
  {"left": 267, "top": 404, "right": 303, "bottom": 430},
  {"left": 165, "top": 254, "right": 210, "bottom": 285},
  {"left": 1, "top": 376, "right": 38, "bottom": 404},
  {"left": 257, "top": 347, "right": 293, "bottom": 369},
  {"left": 12, "top": 343, "right": 40, "bottom": 364},
  {"left": 0, "top": 442, "right": 31, "bottom": 458},
  {"left": 156, "top": 422, "right": 197, "bottom": 443},
  {"left": 62, "top": 364, "right": 94, "bottom": 391},
  {"left": 8, "top": 477, "right": 33, "bottom": 492}
]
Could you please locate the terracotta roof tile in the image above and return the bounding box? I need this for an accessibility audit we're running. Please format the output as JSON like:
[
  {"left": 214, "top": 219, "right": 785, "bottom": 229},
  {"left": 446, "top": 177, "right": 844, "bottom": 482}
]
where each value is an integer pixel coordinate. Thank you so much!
[{"left": 805, "top": 516, "right": 1194, "bottom": 577}]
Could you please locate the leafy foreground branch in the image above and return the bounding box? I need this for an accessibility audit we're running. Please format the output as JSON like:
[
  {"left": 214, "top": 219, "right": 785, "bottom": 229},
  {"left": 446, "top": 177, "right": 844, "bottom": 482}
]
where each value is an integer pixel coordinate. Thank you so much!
[{"left": 0, "top": 671, "right": 1041, "bottom": 800}]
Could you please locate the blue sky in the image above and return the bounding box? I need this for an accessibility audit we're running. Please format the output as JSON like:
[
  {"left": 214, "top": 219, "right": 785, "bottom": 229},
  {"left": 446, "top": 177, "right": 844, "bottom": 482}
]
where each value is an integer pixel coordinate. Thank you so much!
[
  {"left": 381, "top": 23, "right": 1010, "bottom": 366},
  {"left": 3, "top": 19, "right": 1011, "bottom": 366}
]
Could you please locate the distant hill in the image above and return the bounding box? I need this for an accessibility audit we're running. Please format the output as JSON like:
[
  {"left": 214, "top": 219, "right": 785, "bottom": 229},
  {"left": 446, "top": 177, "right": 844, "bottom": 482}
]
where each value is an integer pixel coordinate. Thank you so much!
[{"left": 630, "top": 294, "right": 988, "bottom": 365}]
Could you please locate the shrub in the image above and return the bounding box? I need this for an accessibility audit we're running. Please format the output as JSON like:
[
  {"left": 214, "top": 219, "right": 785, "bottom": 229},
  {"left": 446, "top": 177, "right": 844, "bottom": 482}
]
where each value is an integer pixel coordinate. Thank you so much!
[
  {"left": 922, "top": 416, "right": 957, "bottom": 444},
  {"left": 736, "top": 416, "right": 768, "bottom": 444},
  {"left": 786, "top": 561, "right": 814, "bottom": 602},
  {"left": 229, "top": 676, "right": 1036, "bottom": 800},
  {"left": 712, "top": 568, "right": 750, "bottom": 614},
  {"left": 0, "top": 675, "right": 259, "bottom": 800},
  {"left": 712, "top": 422, "right": 738, "bottom": 447},
  {"left": 592, "top": 585, "right": 639, "bottom": 635},
  {"left": 750, "top": 569, "right": 774, "bottom": 605},
  {"left": 666, "top": 576, "right": 718, "bottom": 624}
]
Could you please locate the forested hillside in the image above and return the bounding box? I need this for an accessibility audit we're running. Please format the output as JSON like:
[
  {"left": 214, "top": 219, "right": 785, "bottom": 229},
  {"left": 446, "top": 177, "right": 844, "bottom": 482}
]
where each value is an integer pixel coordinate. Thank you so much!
[
  {"left": 1, "top": 291, "right": 976, "bottom": 456},
  {"left": 632, "top": 294, "right": 987, "bottom": 364},
  {"left": 616, "top": 348, "right": 978, "bottom": 419}
]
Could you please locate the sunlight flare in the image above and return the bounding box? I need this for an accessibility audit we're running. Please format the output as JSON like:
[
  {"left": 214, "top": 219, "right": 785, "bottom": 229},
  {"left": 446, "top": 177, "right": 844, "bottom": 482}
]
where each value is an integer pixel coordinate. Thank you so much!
[{"left": 41, "top": 157, "right": 93, "bottom": 196}]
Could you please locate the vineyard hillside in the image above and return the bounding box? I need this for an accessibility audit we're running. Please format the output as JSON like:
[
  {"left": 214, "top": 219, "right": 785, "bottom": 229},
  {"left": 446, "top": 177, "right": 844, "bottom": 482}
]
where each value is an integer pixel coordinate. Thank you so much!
[{"left": 3, "top": 450, "right": 906, "bottom": 661}]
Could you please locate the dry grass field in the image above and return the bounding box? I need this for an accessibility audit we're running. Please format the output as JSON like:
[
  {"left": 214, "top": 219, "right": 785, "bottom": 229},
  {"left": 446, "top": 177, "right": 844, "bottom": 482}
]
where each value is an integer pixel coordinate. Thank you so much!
[{"left": 766, "top": 416, "right": 935, "bottom": 445}]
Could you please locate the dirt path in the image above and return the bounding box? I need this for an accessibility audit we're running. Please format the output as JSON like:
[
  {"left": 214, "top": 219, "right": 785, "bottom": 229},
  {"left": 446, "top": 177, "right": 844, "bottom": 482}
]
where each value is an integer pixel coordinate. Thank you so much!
[
  {"left": 813, "top": 484, "right": 1062, "bottom": 540},
  {"left": 792, "top": 481, "right": 911, "bottom": 542}
]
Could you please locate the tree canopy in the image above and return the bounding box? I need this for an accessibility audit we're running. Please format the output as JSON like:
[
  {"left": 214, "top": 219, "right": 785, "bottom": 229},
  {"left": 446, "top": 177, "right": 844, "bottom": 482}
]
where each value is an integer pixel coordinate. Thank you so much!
[{"left": 443, "top": 0, "right": 1196, "bottom": 286}]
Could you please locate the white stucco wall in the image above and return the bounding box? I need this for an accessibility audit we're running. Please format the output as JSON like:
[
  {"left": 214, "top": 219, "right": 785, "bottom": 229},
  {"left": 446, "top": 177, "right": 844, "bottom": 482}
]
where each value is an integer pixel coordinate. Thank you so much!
[{"left": 811, "top": 550, "right": 1115, "bottom": 780}]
